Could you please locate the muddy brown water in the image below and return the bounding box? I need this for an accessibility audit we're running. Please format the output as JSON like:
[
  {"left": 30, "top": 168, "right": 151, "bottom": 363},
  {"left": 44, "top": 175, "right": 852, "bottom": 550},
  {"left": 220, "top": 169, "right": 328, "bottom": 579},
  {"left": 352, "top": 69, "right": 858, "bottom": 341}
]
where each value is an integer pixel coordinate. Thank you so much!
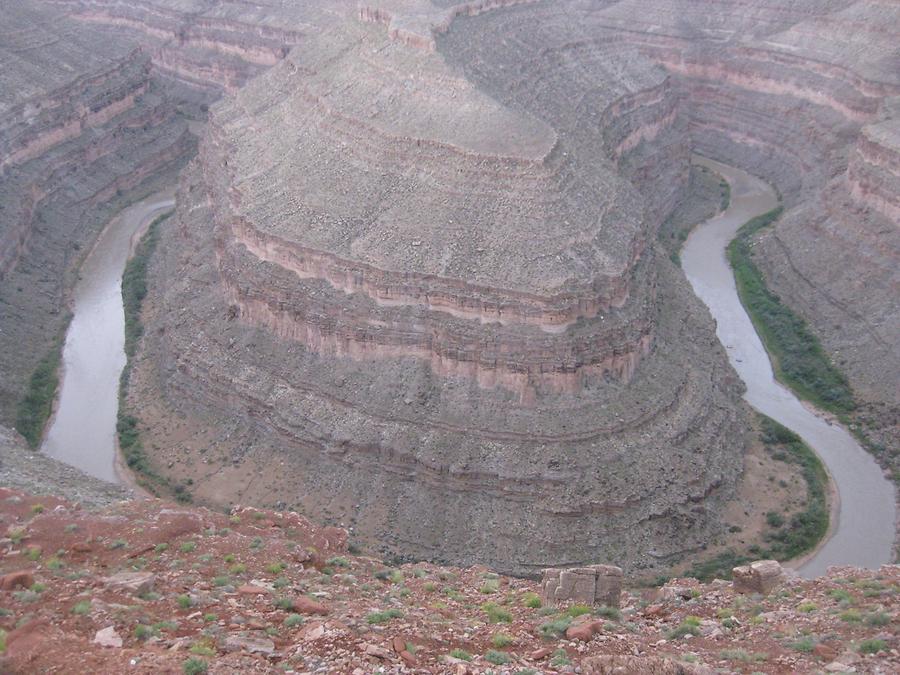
[
  {"left": 39, "top": 161, "right": 895, "bottom": 576},
  {"left": 682, "top": 157, "right": 895, "bottom": 577},
  {"left": 41, "top": 191, "right": 175, "bottom": 483}
]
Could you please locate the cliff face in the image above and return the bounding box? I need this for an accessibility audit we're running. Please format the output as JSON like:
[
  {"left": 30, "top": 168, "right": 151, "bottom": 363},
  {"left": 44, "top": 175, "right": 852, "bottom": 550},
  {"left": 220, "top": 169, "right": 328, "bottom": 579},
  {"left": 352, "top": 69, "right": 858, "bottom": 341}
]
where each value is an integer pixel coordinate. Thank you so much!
[
  {"left": 583, "top": 0, "right": 900, "bottom": 424},
  {"left": 5, "top": 0, "right": 897, "bottom": 573},
  {"left": 131, "top": 2, "right": 746, "bottom": 576},
  {"left": 0, "top": 2, "right": 196, "bottom": 423}
]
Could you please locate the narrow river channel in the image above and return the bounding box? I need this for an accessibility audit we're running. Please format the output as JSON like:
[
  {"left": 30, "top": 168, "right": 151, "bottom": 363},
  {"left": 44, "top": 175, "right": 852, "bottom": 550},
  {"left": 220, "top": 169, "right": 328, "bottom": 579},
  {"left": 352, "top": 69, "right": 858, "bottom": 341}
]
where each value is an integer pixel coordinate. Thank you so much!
[
  {"left": 682, "top": 157, "right": 896, "bottom": 577},
  {"left": 41, "top": 190, "right": 175, "bottom": 483}
]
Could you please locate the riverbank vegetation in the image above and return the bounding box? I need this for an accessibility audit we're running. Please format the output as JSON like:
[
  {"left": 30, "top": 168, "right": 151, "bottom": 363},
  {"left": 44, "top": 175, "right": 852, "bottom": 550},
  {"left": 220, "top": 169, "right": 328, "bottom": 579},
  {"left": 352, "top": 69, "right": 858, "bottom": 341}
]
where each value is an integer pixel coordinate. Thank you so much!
[
  {"left": 14, "top": 317, "right": 71, "bottom": 448},
  {"left": 659, "top": 164, "right": 730, "bottom": 266},
  {"left": 118, "top": 213, "right": 186, "bottom": 499},
  {"left": 727, "top": 207, "right": 856, "bottom": 415},
  {"left": 684, "top": 415, "right": 829, "bottom": 581}
]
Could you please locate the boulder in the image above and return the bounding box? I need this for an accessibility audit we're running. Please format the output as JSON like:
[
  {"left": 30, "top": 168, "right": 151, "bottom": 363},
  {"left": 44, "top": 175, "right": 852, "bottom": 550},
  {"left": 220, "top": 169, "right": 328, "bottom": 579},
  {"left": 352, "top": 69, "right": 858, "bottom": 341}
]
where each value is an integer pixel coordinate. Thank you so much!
[
  {"left": 93, "top": 626, "right": 123, "bottom": 648},
  {"left": 224, "top": 634, "right": 275, "bottom": 656},
  {"left": 292, "top": 596, "right": 329, "bottom": 615},
  {"left": 0, "top": 570, "right": 34, "bottom": 591},
  {"left": 103, "top": 571, "right": 156, "bottom": 596},
  {"left": 541, "top": 564, "right": 623, "bottom": 608},
  {"left": 237, "top": 584, "right": 269, "bottom": 595},
  {"left": 731, "top": 560, "right": 784, "bottom": 595}
]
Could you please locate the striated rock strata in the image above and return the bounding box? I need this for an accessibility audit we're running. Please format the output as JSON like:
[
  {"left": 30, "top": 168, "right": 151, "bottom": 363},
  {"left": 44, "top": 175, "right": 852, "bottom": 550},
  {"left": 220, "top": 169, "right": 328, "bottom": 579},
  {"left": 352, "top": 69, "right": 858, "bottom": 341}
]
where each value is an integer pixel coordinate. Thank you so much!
[
  {"left": 0, "top": 1, "right": 196, "bottom": 422},
  {"left": 8, "top": 0, "right": 896, "bottom": 572},
  {"left": 134, "top": 3, "right": 746, "bottom": 575}
]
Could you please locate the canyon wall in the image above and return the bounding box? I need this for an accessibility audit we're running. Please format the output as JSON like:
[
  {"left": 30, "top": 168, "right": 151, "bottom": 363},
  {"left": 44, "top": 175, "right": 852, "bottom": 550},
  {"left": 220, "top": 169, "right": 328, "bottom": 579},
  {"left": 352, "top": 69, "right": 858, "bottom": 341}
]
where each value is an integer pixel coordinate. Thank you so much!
[
  {"left": 129, "top": 3, "right": 748, "bottom": 575},
  {"left": 0, "top": 2, "right": 195, "bottom": 423},
  {"left": 584, "top": 0, "right": 900, "bottom": 442},
  {"left": 4, "top": 0, "right": 895, "bottom": 572}
]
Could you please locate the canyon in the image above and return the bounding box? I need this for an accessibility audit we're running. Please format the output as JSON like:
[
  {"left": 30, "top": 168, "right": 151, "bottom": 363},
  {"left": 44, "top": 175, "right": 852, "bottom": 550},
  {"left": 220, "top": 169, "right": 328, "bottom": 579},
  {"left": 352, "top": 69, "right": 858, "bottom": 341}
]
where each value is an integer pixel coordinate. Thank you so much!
[{"left": 0, "top": 0, "right": 897, "bottom": 582}]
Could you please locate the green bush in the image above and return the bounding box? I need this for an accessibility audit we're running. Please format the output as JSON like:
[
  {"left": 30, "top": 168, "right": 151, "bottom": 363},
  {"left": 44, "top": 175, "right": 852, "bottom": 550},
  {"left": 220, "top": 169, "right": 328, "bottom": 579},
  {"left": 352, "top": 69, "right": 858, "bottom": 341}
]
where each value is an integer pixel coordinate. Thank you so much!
[
  {"left": 183, "top": 658, "right": 208, "bottom": 675},
  {"left": 482, "top": 602, "right": 513, "bottom": 624},
  {"left": 858, "top": 638, "right": 887, "bottom": 654},
  {"left": 485, "top": 650, "right": 510, "bottom": 665},
  {"left": 449, "top": 648, "right": 472, "bottom": 661},
  {"left": 284, "top": 614, "right": 304, "bottom": 628},
  {"left": 15, "top": 321, "right": 68, "bottom": 448},
  {"left": 365, "top": 608, "right": 403, "bottom": 624},
  {"left": 491, "top": 633, "right": 514, "bottom": 648},
  {"left": 667, "top": 616, "right": 701, "bottom": 639},
  {"left": 728, "top": 206, "right": 855, "bottom": 414},
  {"left": 539, "top": 616, "right": 571, "bottom": 639}
]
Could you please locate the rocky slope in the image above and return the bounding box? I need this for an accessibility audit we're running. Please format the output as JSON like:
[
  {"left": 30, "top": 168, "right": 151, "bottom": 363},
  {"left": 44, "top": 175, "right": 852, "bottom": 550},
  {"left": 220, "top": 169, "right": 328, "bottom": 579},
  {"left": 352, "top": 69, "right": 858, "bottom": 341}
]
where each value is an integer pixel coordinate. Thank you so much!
[
  {"left": 122, "top": 0, "right": 899, "bottom": 573},
  {"left": 0, "top": 1, "right": 195, "bottom": 425},
  {"left": 0, "top": 488, "right": 898, "bottom": 674},
  {"left": 4, "top": 0, "right": 895, "bottom": 581},
  {"left": 129, "top": 0, "right": 749, "bottom": 576}
]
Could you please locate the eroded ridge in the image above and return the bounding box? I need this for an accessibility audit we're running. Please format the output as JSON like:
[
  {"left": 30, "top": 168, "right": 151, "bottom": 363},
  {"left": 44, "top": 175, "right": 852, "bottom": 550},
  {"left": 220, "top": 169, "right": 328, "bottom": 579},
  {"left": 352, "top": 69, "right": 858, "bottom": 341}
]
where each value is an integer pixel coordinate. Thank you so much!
[{"left": 131, "top": 1, "right": 747, "bottom": 575}]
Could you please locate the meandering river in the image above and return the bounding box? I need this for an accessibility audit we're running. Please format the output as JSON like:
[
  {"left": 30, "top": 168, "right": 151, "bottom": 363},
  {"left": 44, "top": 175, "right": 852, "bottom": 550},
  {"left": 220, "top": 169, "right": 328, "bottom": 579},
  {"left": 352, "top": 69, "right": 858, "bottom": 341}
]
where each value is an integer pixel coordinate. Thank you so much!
[
  {"left": 41, "top": 190, "right": 174, "bottom": 483},
  {"left": 39, "top": 158, "right": 895, "bottom": 576},
  {"left": 682, "top": 157, "right": 896, "bottom": 577}
]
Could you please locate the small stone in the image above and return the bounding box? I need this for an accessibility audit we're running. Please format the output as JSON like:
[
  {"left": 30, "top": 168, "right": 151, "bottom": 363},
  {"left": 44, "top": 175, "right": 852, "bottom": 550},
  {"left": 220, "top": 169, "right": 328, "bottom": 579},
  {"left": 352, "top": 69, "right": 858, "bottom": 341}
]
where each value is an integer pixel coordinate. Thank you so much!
[
  {"left": 300, "top": 622, "right": 326, "bottom": 641},
  {"left": 392, "top": 636, "right": 406, "bottom": 653},
  {"left": 364, "top": 643, "right": 392, "bottom": 659},
  {"left": 399, "top": 650, "right": 417, "bottom": 666},
  {"left": 530, "top": 647, "right": 552, "bottom": 660},
  {"left": 237, "top": 584, "right": 269, "bottom": 595},
  {"left": 824, "top": 663, "right": 855, "bottom": 673},
  {"left": 93, "top": 626, "right": 123, "bottom": 648},
  {"left": 224, "top": 634, "right": 275, "bottom": 655}
]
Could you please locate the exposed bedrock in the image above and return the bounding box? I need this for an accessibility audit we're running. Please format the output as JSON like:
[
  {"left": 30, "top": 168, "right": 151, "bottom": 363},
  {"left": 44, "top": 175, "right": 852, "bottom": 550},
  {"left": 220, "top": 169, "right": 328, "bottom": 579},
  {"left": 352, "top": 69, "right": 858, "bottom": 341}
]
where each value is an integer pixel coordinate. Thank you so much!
[
  {"left": 140, "top": 159, "right": 746, "bottom": 575},
  {"left": 130, "top": 6, "right": 749, "bottom": 574},
  {"left": 41, "top": 0, "right": 332, "bottom": 92},
  {"left": 13, "top": 0, "right": 895, "bottom": 569},
  {"left": 0, "top": 2, "right": 195, "bottom": 423},
  {"left": 575, "top": 0, "right": 900, "bottom": 430}
]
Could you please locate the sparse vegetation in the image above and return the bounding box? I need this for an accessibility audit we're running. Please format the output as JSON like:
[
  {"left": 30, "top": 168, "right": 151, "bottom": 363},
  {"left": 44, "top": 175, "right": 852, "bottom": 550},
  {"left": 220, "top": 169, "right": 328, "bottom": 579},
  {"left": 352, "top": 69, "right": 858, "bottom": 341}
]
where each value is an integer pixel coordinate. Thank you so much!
[
  {"left": 667, "top": 616, "right": 702, "bottom": 639},
  {"left": 686, "top": 415, "right": 828, "bottom": 580},
  {"left": 365, "top": 608, "right": 404, "bottom": 624},
  {"left": 284, "top": 613, "right": 304, "bottom": 628},
  {"left": 858, "top": 638, "right": 888, "bottom": 654},
  {"left": 728, "top": 206, "right": 855, "bottom": 414},
  {"left": 449, "top": 648, "right": 472, "bottom": 661},
  {"left": 183, "top": 658, "right": 208, "bottom": 675},
  {"left": 491, "top": 633, "right": 514, "bottom": 648},
  {"left": 15, "top": 317, "right": 70, "bottom": 448},
  {"left": 484, "top": 649, "right": 510, "bottom": 665},
  {"left": 539, "top": 615, "right": 571, "bottom": 639},
  {"left": 482, "top": 602, "right": 513, "bottom": 624},
  {"left": 117, "top": 213, "right": 174, "bottom": 494}
]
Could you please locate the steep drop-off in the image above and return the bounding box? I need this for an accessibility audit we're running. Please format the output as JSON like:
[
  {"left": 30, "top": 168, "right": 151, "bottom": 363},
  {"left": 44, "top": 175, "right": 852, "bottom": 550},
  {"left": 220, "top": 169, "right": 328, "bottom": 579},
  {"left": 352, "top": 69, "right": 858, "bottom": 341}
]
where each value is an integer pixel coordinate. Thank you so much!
[
  {"left": 129, "top": 3, "right": 748, "bottom": 575},
  {"left": 5, "top": 0, "right": 896, "bottom": 575}
]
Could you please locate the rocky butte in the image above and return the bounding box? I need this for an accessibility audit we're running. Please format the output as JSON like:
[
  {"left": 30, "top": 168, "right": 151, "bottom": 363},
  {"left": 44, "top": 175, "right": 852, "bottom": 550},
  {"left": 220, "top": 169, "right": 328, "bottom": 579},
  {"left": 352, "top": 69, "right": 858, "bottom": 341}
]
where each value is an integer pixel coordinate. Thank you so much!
[{"left": 0, "top": 0, "right": 898, "bottom": 583}]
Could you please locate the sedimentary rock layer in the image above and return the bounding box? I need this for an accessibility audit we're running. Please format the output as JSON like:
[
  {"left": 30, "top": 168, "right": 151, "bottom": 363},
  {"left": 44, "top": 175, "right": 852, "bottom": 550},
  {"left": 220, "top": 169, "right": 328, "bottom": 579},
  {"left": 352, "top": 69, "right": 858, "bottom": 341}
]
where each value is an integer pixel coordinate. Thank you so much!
[
  {"left": 0, "top": 2, "right": 195, "bottom": 422},
  {"left": 129, "top": 1, "right": 748, "bottom": 575},
  {"left": 9, "top": 0, "right": 896, "bottom": 571}
]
